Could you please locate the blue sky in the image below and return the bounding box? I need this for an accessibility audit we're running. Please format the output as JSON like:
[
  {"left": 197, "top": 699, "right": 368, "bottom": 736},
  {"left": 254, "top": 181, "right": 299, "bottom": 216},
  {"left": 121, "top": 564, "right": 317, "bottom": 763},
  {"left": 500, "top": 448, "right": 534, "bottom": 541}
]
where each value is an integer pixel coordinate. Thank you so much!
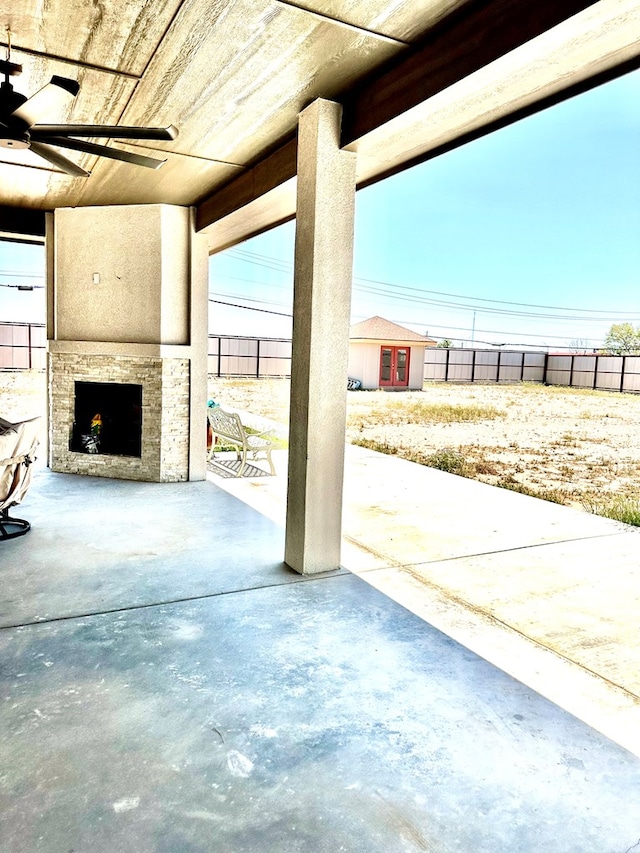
[{"left": 2, "top": 68, "right": 639, "bottom": 350}]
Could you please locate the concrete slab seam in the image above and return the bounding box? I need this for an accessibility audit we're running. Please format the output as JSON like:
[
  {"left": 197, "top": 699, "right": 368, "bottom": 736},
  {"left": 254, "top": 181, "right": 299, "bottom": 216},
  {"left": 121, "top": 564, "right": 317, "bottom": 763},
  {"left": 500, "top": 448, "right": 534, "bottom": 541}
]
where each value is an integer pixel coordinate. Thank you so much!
[
  {"left": 0, "top": 569, "right": 350, "bottom": 632},
  {"left": 347, "top": 529, "right": 634, "bottom": 575}
]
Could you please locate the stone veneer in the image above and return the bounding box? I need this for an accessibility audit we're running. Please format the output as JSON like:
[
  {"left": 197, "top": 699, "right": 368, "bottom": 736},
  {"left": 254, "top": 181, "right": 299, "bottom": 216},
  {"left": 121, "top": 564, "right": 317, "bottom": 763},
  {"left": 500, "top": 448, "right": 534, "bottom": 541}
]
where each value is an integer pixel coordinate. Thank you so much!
[{"left": 49, "top": 352, "right": 190, "bottom": 482}]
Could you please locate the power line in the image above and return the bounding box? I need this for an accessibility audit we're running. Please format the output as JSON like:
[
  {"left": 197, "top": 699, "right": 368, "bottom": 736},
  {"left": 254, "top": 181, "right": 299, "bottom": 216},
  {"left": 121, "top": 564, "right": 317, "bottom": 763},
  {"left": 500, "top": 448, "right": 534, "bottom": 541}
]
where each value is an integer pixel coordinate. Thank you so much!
[
  {"left": 208, "top": 297, "right": 603, "bottom": 348},
  {"left": 221, "top": 247, "right": 639, "bottom": 319},
  {"left": 0, "top": 282, "right": 44, "bottom": 290},
  {"left": 212, "top": 271, "right": 629, "bottom": 325},
  {"left": 208, "top": 298, "right": 292, "bottom": 318},
  {"left": 209, "top": 289, "right": 291, "bottom": 309},
  {"left": 0, "top": 269, "right": 45, "bottom": 279},
  {"left": 353, "top": 274, "right": 639, "bottom": 317},
  {"left": 351, "top": 282, "right": 631, "bottom": 323}
]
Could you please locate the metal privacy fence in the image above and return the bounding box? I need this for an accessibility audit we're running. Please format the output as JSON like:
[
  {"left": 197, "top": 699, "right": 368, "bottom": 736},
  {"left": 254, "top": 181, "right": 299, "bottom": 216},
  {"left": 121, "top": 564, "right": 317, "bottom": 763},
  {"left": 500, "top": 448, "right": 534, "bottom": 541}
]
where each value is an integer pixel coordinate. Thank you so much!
[
  {"left": 424, "top": 348, "right": 546, "bottom": 383},
  {"left": 424, "top": 347, "right": 640, "bottom": 393},
  {"left": 208, "top": 334, "right": 292, "bottom": 377},
  {"left": 545, "top": 353, "right": 640, "bottom": 393},
  {"left": 0, "top": 322, "right": 47, "bottom": 369},
  {"left": 3, "top": 325, "right": 640, "bottom": 393}
]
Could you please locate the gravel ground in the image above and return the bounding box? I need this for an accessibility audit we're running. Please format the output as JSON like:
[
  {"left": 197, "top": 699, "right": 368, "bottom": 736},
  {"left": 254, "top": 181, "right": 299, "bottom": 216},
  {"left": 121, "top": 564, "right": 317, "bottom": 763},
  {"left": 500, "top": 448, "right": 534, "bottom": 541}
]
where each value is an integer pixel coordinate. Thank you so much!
[{"left": 208, "top": 376, "right": 640, "bottom": 508}]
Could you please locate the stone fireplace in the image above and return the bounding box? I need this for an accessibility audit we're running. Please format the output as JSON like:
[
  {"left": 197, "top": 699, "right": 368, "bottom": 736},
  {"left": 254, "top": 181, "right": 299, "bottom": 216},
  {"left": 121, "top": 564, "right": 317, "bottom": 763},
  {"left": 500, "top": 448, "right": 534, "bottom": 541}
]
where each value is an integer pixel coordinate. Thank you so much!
[
  {"left": 47, "top": 204, "right": 208, "bottom": 483},
  {"left": 49, "top": 348, "right": 191, "bottom": 481}
]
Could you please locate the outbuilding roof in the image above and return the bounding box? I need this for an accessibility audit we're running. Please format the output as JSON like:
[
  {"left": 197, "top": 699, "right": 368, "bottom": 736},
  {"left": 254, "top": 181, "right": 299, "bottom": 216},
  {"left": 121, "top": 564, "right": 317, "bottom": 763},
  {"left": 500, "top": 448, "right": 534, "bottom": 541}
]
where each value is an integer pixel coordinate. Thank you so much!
[{"left": 349, "top": 316, "right": 435, "bottom": 344}]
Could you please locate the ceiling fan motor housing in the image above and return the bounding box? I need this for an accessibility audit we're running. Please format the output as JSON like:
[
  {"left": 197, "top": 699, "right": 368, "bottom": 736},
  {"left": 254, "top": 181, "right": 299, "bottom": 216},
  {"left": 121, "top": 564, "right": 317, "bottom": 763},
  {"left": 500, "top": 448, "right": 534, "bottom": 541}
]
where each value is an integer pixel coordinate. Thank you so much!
[
  {"left": 0, "top": 80, "right": 30, "bottom": 146},
  {"left": 0, "top": 80, "right": 27, "bottom": 118}
]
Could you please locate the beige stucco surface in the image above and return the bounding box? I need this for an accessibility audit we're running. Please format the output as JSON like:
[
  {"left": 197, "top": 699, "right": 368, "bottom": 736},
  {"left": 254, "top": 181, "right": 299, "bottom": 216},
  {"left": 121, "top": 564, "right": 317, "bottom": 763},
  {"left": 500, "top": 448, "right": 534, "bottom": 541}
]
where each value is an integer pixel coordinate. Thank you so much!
[
  {"left": 285, "top": 100, "right": 357, "bottom": 574},
  {"left": 54, "top": 205, "right": 190, "bottom": 346}
]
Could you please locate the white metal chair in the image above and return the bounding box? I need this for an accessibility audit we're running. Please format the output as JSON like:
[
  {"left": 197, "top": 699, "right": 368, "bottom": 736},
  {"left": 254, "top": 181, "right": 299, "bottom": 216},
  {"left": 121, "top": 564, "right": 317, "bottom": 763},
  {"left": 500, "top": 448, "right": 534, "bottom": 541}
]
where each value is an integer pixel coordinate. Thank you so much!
[{"left": 0, "top": 416, "right": 40, "bottom": 540}]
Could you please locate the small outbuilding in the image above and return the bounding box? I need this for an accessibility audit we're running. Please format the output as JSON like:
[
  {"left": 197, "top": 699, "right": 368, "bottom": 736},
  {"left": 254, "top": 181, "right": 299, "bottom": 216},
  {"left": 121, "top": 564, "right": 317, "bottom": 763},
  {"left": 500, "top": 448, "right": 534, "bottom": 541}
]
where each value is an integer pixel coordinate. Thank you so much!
[{"left": 348, "top": 316, "right": 436, "bottom": 391}]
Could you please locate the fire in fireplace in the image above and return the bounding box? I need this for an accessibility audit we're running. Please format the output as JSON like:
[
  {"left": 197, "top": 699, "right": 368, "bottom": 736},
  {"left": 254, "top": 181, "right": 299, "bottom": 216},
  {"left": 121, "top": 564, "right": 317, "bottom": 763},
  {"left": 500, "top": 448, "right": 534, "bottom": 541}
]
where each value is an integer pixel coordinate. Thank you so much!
[{"left": 70, "top": 381, "right": 142, "bottom": 457}]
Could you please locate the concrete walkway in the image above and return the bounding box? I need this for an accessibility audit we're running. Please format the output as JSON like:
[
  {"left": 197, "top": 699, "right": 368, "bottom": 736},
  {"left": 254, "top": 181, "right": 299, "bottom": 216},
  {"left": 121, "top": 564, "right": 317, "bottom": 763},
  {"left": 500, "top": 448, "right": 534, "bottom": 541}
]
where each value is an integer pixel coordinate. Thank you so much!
[
  {"left": 213, "top": 443, "right": 640, "bottom": 758},
  {"left": 1, "top": 457, "right": 640, "bottom": 851}
]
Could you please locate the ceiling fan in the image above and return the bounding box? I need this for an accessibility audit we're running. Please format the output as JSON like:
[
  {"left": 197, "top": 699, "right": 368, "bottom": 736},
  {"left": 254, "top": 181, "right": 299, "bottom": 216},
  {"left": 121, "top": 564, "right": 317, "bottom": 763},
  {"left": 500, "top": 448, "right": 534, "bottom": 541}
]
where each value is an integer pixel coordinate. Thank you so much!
[{"left": 0, "top": 57, "right": 177, "bottom": 178}]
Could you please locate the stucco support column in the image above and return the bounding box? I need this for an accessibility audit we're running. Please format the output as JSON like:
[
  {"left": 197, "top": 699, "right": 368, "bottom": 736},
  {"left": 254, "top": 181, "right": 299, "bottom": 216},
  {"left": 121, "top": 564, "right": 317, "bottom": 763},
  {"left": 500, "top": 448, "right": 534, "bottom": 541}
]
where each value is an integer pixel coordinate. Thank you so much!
[{"left": 284, "top": 99, "right": 357, "bottom": 575}]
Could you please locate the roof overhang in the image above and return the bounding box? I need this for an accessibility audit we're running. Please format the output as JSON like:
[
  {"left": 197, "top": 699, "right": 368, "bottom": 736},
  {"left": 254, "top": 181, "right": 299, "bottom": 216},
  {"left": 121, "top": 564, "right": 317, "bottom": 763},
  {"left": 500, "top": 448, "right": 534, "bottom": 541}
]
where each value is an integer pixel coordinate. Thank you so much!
[
  {"left": 1, "top": 1, "right": 637, "bottom": 253},
  {"left": 198, "top": 0, "right": 640, "bottom": 253}
]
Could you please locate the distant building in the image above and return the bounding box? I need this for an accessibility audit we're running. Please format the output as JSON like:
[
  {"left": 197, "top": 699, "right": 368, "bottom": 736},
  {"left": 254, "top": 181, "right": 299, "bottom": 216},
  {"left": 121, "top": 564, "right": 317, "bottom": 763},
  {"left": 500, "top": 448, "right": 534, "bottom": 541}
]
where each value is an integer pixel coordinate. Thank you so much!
[{"left": 348, "top": 316, "right": 436, "bottom": 390}]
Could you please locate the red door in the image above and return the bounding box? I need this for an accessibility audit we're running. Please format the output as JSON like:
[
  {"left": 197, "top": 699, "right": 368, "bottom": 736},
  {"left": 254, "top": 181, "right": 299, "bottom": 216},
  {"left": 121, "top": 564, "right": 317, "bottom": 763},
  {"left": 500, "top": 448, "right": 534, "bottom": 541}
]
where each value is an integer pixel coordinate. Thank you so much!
[{"left": 379, "top": 346, "right": 410, "bottom": 388}]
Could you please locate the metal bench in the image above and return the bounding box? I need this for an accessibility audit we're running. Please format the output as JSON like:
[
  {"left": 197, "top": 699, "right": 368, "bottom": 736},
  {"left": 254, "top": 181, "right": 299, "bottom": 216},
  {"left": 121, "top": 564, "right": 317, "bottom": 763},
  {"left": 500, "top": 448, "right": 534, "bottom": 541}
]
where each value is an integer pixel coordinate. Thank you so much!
[{"left": 207, "top": 406, "right": 276, "bottom": 477}]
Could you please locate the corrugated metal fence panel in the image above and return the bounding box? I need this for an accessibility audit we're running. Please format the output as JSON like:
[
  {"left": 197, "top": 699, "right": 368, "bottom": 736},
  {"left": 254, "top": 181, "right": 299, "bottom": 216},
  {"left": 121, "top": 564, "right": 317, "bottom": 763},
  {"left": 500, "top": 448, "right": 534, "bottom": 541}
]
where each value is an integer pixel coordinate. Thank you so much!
[
  {"left": 571, "top": 355, "right": 597, "bottom": 388},
  {"left": 447, "top": 350, "right": 473, "bottom": 381},
  {"left": 475, "top": 351, "right": 499, "bottom": 365},
  {"left": 423, "top": 348, "right": 447, "bottom": 380},
  {"left": 622, "top": 357, "right": 640, "bottom": 393},
  {"left": 523, "top": 352, "right": 546, "bottom": 382},
  {"left": 207, "top": 335, "right": 292, "bottom": 377},
  {"left": 220, "top": 338, "right": 258, "bottom": 376},
  {"left": 0, "top": 322, "right": 46, "bottom": 369},
  {"left": 0, "top": 345, "right": 16, "bottom": 368},
  {"left": 3, "top": 325, "right": 640, "bottom": 395},
  {"left": 31, "top": 325, "right": 47, "bottom": 347},
  {"left": 257, "top": 339, "right": 292, "bottom": 376},
  {"left": 498, "top": 351, "right": 524, "bottom": 382},
  {"left": 220, "top": 355, "right": 256, "bottom": 375},
  {"left": 225, "top": 338, "right": 259, "bottom": 357},
  {"left": 31, "top": 347, "right": 46, "bottom": 370},
  {"left": 595, "top": 356, "right": 623, "bottom": 391},
  {"left": 425, "top": 349, "right": 550, "bottom": 383},
  {"left": 546, "top": 354, "right": 572, "bottom": 387},
  {"left": 474, "top": 350, "right": 499, "bottom": 381}
]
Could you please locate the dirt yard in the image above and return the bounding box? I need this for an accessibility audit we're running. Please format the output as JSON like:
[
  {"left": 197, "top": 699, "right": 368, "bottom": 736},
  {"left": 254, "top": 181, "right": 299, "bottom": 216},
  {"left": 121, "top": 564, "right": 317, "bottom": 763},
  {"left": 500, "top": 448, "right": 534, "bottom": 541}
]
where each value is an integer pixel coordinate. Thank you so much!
[
  {"left": 3, "top": 371, "right": 639, "bottom": 514},
  {"left": 208, "top": 376, "right": 640, "bottom": 511}
]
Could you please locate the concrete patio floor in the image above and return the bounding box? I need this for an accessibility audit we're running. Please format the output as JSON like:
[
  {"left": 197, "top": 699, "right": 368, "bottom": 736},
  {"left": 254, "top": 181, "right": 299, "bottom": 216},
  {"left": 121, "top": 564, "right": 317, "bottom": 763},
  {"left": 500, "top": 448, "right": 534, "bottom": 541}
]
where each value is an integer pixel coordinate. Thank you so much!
[
  {"left": 217, "top": 444, "right": 640, "bottom": 759},
  {"left": 1, "top": 453, "right": 640, "bottom": 852}
]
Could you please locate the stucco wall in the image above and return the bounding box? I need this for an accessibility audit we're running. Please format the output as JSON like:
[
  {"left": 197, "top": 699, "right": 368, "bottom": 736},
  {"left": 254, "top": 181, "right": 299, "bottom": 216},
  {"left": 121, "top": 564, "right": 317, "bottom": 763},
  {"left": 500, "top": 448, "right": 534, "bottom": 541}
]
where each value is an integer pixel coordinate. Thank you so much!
[{"left": 54, "top": 205, "right": 190, "bottom": 345}]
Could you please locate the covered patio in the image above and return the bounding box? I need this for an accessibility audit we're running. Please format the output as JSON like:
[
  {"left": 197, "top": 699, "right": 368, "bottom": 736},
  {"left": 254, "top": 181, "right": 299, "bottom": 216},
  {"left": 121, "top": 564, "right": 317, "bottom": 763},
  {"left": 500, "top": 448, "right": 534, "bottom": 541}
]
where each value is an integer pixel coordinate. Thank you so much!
[
  {"left": 2, "top": 0, "right": 640, "bottom": 848},
  {"left": 1, "top": 0, "right": 639, "bottom": 574}
]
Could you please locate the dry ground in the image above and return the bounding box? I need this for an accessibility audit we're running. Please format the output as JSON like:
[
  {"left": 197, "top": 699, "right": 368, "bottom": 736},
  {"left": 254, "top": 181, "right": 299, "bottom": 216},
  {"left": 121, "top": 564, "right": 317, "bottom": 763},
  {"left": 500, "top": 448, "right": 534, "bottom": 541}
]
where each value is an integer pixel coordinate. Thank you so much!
[
  {"left": 3, "top": 371, "right": 639, "bottom": 515},
  {"left": 208, "top": 376, "right": 640, "bottom": 512}
]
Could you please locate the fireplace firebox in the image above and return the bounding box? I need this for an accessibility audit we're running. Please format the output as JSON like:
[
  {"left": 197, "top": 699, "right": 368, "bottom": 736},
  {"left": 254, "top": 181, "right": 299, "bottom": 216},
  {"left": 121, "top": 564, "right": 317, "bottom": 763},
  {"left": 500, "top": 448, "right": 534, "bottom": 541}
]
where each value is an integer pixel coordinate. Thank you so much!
[{"left": 70, "top": 381, "right": 142, "bottom": 457}]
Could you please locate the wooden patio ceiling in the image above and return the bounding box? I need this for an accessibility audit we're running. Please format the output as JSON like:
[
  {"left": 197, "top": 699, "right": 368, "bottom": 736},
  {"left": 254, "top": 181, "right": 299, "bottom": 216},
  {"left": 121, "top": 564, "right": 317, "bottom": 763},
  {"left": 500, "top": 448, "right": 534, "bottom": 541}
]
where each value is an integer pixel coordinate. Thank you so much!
[{"left": 0, "top": 0, "right": 638, "bottom": 252}]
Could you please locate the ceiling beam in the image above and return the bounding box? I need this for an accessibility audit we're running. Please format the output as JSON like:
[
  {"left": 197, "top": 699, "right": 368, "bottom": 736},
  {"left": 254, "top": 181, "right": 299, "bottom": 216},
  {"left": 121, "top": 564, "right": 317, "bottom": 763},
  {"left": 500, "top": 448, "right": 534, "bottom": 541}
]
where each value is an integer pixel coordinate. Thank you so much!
[
  {"left": 356, "top": 52, "right": 640, "bottom": 190},
  {"left": 340, "top": 0, "right": 602, "bottom": 144},
  {"left": 195, "top": 137, "right": 297, "bottom": 233}
]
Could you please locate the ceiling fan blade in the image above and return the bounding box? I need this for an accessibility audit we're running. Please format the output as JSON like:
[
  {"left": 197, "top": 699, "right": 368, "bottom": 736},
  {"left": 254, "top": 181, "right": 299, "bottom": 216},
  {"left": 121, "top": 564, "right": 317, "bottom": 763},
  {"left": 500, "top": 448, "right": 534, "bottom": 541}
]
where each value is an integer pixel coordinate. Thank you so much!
[
  {"left": 29, "top": 141, "right": 90, "bottom": 177},
  {"left": 12, "top": 76, "right": 80, "bottom": 128},
  {"left": 31, "top": 124, "right": 178, "bottom": 141},
  {"left": 40, "top": 136, "right": 167, "bottom": 169}
]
